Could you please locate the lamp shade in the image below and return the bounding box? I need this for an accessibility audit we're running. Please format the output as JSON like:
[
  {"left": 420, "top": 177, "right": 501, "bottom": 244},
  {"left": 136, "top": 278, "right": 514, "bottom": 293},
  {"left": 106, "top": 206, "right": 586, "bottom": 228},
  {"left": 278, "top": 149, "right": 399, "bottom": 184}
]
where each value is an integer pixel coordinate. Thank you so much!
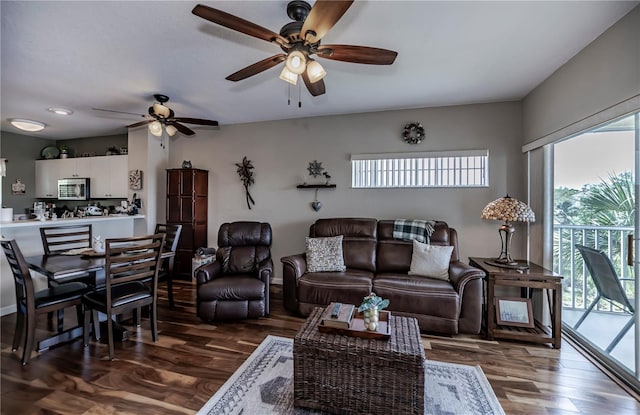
[
  {"left": 148, "top": 121, "right": 163, "bottom": 137},
  {"left": 165, "top": 125, "right": 178, "bottom": 137},
  {"left": 153, "top": 103, "right": 171, "bottom": 118},
  {"left": 285, "top": 50, "right": 306, "bottom": 75},
  {"left": 306, "top": 60, "right": 326, "bottom": 83},
  {"left": 279, "top": 66, "right": 298, "bottom": 85},
  {"left": 481, "top": 195, "right": 535, "bottom": 223}
]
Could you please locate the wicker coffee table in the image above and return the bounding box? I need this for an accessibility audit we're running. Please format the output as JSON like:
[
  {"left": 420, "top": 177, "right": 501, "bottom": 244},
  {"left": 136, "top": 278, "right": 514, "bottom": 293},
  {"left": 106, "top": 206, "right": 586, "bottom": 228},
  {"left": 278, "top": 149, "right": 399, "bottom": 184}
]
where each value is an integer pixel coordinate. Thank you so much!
[{"left": 294, "top": 307, "right": 425, "bottom": 415}]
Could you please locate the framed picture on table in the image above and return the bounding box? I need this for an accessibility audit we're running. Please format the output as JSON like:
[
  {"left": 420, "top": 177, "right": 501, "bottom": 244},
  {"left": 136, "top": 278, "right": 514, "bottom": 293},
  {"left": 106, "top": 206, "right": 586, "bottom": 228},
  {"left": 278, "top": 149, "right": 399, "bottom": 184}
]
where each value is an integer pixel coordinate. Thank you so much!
[{"left": 495, "top": 297, "right": 534, "bottom": 328}]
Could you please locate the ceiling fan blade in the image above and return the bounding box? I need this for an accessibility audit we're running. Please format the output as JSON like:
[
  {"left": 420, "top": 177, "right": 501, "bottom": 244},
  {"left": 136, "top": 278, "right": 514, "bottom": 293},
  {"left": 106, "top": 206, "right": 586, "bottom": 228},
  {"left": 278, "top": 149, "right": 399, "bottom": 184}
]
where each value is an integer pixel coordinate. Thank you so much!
[
  {"left": 301, "top": 71, "right": 326, "bottom": 97},
  {"left": 301, "top": 0, "right": 353, "bottom": 43},
  {"left": 92, "top": 108, "right": 147, "bottom": 118},
  {"left": 168, "top": 121, "right": 195, "bottom": 136},
  {"left": 126, "top": 119, "right": 153, "bottom": 128},
  {"left": 192, "top": 4, "right": 288, "bottom": 46},
  {"left": 317, "top": 45, "right": 398, "bottom": 65},
  {"left": 173, "top": 117, "right": 219, "bottom": 127},
  {"left": 226, "top": 54, "right": 287, "bottom": 81}
]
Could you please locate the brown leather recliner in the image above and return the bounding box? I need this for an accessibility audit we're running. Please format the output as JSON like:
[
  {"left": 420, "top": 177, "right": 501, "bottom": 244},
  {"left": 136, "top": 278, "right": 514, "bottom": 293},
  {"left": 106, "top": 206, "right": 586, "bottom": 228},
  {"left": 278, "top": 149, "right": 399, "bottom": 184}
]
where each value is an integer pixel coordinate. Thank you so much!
[{"left": 196, "top": 222, "right": 272, "bottom": 321}]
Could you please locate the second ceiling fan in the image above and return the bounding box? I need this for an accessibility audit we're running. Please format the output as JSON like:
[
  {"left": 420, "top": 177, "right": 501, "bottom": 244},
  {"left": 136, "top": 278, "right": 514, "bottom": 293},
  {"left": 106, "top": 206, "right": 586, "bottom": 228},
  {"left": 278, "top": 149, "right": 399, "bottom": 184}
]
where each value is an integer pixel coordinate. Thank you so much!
[{"left": 192, "top": 0, "right": 398, "bottom": 97}]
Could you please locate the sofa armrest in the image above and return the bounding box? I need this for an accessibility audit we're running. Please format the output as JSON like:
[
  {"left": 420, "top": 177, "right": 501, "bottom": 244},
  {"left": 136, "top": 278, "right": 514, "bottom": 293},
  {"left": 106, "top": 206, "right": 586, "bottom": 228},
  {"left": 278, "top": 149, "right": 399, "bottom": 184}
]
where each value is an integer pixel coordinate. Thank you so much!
[
  {"left": 448, "top": 260, "right": 485, "bottom": 292},
  {"left": 280, "top": 253, "right": 307, "bottom": 313},
  {"left": 195, "top": 260, "right": 223, "bottom": 285}
]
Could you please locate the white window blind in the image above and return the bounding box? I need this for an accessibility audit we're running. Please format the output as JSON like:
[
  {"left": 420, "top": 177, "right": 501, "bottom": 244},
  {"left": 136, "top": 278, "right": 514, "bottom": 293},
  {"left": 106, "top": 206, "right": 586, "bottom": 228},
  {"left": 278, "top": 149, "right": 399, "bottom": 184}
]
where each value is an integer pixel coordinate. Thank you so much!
[{"left": 351, "top": 150, "right": 489, "bottom": 188}]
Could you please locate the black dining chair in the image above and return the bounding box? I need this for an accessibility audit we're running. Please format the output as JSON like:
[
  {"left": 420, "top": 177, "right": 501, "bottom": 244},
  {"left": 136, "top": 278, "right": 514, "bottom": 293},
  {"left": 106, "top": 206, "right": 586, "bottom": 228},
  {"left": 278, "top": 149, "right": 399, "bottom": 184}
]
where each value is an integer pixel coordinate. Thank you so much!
[
  {"left": 574, "top": 244, "right": 636, "bottom": 353},
  {"left": 82, "top": 234, "right": 165, "bottom": 360},
  {"left": 1, "top": 239, "right": 88, "bottom": 365}
]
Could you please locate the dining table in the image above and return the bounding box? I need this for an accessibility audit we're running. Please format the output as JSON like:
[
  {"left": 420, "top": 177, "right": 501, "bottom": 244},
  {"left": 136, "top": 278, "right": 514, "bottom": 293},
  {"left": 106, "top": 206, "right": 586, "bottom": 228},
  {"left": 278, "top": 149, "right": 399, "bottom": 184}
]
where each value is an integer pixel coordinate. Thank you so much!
[{"left": 24, "top": 249, "right": 175, "bottom": 352}]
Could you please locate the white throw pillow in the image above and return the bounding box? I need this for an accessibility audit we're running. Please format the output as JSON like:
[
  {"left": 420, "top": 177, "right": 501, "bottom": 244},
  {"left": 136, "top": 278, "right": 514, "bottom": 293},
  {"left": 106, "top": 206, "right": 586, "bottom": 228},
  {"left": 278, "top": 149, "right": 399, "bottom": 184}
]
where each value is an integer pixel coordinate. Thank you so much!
[
  {"left": 408, "top": 239, "right": 454, "bottom": 281},
  {"left": 306, "top": 235, "right": 346, "bottom": 272}
]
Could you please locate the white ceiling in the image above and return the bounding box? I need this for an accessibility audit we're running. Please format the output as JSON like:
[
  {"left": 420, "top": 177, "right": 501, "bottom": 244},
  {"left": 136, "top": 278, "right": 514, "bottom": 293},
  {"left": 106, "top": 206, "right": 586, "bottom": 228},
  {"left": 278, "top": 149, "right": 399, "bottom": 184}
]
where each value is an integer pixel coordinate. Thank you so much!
[{"left": 1, "top": 1, "right": 637, "bottom": 140}]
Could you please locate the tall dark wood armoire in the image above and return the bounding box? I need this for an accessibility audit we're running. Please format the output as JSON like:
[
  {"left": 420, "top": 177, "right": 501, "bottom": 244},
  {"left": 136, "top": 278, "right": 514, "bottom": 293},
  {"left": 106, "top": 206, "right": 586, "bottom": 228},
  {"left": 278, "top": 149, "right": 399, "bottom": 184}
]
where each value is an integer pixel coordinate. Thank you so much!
[{"left": 166, "top": 168, "right": 208, "bottom": 277}]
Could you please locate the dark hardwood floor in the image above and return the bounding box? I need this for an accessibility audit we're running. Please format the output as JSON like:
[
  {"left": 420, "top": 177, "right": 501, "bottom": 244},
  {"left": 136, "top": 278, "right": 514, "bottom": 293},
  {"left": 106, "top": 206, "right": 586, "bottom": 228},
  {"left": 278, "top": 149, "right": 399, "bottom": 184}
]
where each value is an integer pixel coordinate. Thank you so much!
[{"left": 2, "top": 281, "right": 639, "bottom": 414}]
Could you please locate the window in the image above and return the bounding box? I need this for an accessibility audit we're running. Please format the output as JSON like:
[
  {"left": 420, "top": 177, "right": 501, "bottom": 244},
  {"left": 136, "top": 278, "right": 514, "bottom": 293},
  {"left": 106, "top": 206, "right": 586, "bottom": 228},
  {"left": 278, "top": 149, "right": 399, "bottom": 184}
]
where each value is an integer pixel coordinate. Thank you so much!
[{"left": 351, "top": 150, "right": 489, "bottom": 188}]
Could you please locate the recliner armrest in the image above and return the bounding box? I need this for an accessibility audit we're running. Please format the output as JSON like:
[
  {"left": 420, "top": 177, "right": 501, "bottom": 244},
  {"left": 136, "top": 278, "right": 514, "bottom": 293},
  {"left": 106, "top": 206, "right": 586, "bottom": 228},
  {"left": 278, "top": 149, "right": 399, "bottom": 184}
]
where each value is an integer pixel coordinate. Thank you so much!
[
  {"left": 195, "top": 260, "right": 223, "bottom": 285},
  {"left": 448, "top": 260, "right": 485, "bottom": 292},
  {"left": 258, "top": 257, "right": 273, "bottom": 283}
]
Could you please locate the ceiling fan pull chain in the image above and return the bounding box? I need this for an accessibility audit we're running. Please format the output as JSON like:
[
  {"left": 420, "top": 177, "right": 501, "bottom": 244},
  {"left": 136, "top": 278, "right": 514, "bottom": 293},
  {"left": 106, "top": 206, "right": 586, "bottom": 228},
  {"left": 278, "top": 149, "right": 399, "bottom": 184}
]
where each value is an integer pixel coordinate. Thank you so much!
[
  {"left": 288, "top": 83, "right": 291, "bottom": 106},
  {"left": 298, "top": 81, "right": 302, "bottom": 108}
]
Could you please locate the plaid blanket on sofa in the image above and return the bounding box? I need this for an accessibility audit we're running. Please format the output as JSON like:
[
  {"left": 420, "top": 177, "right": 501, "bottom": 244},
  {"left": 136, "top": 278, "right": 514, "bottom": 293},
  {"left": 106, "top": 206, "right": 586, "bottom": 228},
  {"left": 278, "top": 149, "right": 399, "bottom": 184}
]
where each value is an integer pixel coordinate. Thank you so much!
[{"left": 393, "top": 219, "right": 436, "bottom": 243}]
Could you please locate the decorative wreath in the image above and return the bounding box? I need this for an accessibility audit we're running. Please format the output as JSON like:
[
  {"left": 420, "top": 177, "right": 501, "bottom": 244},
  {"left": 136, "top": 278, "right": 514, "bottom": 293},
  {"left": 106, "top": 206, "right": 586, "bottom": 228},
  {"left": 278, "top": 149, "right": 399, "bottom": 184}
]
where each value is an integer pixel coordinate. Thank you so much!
[{"left": 402, "top": 122, "right": 425, "bottom": 144}]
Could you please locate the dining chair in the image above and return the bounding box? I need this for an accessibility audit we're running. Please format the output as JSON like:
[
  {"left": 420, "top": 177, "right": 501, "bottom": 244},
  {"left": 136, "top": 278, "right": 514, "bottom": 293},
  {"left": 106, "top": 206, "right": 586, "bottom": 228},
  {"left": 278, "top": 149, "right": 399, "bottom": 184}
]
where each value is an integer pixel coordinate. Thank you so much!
[
  {"left": 82, "top": 233, "right": 165, "bottom": 360},
  {"left": 1, "top": 239, "right": 88, "bottom": 365},
  {"left": 574, "top": 244, "right": 635, "bottom": 353},
  {"left": 132, "top": 224, "right": 182, "bottom": 326},
  {"left": 40, "top": 224, "right": 93, "bottom": 256},
  {"left": 155, "top": 223, "right": 182, "bottom": 308},
  {"left": 40, "top": 224, "right": 94, "bottom": 328}
]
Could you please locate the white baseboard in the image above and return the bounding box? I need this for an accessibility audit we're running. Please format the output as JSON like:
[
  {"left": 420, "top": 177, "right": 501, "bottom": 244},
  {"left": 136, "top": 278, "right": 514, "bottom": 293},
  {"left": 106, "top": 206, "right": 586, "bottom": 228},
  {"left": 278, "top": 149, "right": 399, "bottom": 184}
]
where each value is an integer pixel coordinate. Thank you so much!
[
  {"left": 1, "top": 304, "right": 17, "bottom": 317},
  {"left": 271, "top": 276, "right": 283, "bottom": 286}
]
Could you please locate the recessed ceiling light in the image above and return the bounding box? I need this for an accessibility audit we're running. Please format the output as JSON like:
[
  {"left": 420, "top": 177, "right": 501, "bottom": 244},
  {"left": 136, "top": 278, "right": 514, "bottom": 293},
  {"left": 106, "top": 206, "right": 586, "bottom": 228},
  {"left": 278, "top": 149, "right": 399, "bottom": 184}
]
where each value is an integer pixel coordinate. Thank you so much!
[
  {"left": 10, "top": 118, "right": 46, "bottom": 132},
  {"left": 48, "top": 107, "right": 73, "bottom": 115}
]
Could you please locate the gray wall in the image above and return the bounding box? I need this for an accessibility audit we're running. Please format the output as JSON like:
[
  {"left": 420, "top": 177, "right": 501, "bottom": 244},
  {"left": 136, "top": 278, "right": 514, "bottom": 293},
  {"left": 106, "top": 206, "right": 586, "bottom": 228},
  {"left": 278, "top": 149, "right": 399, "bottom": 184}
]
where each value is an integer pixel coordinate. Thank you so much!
[
  {"left": 523, "top": 5, "right": 640, "bottom": 144},
  {"left": 57, "top": 134, "right": 127, "bottom": 157},
  {"left": 0, "top": 131, "right": 51, "bottom": 212},
  {"left": 522, "top": 5, "right": 640, "bottom": 266},
  {"left": 167, "top": 101, "right": 525, "bottom": 281}
]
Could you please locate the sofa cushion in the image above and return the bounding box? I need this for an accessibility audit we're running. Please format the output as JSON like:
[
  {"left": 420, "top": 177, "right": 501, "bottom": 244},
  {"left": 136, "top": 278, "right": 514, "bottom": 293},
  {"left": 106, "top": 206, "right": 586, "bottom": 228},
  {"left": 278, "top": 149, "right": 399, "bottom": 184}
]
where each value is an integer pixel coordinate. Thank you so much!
[
  {"left": 312, "top": 218, "right": 377, "bottom": 272},
  {"left": 373, "top": 273, "right": 459, "bottom": 320},
  {"left": 298, "top": 270, "right": 373, "bottom": 307},
  {"left": 306, "top": 235, "right": 346, "bottom": 272},
  {"left": 198, "top": 275, "right": 265, "bottom": 301},
  {"left": 408, "top": 240, "right": 453, "bottom": 280}
]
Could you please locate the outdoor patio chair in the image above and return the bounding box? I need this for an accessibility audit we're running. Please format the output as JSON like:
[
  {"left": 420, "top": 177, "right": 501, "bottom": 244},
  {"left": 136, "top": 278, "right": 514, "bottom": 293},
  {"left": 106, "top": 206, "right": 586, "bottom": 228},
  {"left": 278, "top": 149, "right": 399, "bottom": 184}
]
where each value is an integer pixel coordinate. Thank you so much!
[{"left": 574, "top": 244, "right": 635, "bottom": 353}]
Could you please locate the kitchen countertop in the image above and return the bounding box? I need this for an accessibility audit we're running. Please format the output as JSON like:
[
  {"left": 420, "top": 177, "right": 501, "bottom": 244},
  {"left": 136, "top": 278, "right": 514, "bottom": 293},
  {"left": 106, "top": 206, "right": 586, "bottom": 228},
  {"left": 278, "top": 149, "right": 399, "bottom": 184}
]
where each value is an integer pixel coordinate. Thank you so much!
[{"left": 0, "top": 214, "right": 145, "bottom": 228}]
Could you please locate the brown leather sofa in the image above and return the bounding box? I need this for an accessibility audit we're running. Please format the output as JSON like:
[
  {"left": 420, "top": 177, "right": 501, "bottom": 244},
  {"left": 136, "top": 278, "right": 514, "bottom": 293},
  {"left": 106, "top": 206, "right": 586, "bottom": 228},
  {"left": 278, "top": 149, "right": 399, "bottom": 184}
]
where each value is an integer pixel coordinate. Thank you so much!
[
  {"left": 281, "top": 218, "right": 484, "bottom": 334},
  {"left": 196, "top": 222, "right": 272, "bottom": 321}
]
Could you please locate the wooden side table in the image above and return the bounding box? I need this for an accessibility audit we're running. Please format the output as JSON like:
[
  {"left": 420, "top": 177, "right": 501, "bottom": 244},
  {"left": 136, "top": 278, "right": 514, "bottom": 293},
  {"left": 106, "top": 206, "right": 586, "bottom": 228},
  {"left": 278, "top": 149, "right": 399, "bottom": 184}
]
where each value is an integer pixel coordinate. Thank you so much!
[{"left": 469, "top": 257, "right": 563, "bottom": 349}]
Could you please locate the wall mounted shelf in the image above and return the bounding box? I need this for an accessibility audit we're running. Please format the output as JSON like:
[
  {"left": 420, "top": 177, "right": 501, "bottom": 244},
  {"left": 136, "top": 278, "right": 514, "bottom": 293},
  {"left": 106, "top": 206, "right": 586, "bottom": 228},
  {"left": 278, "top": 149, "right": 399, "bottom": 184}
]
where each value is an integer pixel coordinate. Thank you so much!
[{"left": 296, "top": 184, "right": 336, "bottom": 189}]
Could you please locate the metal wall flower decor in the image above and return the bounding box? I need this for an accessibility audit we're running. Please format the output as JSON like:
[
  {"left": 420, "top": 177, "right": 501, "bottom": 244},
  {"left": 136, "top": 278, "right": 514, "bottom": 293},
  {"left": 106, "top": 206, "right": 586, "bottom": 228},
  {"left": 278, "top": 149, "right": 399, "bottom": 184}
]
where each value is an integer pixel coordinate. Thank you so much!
[
  {"left": 402, "top": 122, "right": 425, "bottom": 144},
  {"left": 235, "top": 156, "right": 255, "bottom": 209}
]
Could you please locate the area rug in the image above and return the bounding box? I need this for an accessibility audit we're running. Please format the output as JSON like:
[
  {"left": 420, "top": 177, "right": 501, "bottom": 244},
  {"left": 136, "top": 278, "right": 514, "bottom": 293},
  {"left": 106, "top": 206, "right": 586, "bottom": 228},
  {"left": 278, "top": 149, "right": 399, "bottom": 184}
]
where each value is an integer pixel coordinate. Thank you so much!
[{"left": 197, "top": 335, "right": 505, "bottom": 415}]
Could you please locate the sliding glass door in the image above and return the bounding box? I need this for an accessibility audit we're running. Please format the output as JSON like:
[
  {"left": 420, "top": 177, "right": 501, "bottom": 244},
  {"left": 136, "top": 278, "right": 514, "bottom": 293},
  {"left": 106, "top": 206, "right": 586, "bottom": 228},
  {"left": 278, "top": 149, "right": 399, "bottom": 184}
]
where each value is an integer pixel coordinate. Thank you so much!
[{"left": 553, "top": 112, "right": 639, "bottom": 390}]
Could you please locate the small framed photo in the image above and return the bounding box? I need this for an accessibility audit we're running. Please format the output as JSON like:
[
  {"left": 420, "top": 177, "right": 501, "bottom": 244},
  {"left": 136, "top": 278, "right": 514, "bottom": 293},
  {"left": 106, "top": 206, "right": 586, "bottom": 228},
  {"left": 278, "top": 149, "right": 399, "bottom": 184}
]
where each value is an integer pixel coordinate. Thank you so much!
[{"left": 495, "top": 297, "right": 534, "bottom": 328}]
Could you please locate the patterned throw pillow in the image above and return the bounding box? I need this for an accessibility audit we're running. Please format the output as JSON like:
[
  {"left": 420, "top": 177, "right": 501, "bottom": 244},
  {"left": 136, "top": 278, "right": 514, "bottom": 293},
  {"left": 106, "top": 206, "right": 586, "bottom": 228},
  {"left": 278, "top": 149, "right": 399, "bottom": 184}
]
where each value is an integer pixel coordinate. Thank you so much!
[
  {"left": 305, "top": 235, "right": 346, "bottom": 272},
  {"left": 408, "top": 239, "right": 453, "bottom": 281}
]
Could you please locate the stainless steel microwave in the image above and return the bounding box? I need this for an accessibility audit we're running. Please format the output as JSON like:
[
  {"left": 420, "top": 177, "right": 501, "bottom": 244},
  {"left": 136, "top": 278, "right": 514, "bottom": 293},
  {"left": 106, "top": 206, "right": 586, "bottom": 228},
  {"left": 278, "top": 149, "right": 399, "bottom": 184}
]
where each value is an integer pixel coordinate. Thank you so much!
[{"left": 58, "top": 178, "right": 90, "bottom": 200}]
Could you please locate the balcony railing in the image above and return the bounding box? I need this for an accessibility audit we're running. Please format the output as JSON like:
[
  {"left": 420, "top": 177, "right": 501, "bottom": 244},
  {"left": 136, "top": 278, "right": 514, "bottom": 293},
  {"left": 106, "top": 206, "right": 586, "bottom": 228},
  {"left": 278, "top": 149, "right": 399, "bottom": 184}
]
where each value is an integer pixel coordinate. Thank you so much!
[{"left": 554, "top": 224, "right": 635, "bottom": 313}]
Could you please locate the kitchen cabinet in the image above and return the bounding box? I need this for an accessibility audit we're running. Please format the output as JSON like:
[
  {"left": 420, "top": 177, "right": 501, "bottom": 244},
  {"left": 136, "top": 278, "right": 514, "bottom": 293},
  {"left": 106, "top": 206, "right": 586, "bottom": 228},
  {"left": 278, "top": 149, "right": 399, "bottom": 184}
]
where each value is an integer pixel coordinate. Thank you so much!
[
  {"left": 88, "top": 156, "right": 128, "bottom": 198},
  {"left": 166, "top": 168, "right": 208, "bottom": 277},
  {"left": 35, "top": 160, "right": 58, "bottom": 198},
  {"left": 34, "top": 155, "right": 128, "bottom": 199}
]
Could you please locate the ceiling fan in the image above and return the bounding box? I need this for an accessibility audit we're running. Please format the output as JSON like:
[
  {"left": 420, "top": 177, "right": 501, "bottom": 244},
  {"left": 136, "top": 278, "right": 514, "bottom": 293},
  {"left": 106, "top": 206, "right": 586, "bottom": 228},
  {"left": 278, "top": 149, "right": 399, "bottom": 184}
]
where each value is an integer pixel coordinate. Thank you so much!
[
  {"left": 93, "top": 94, "right": 219, "bottom": 137},
  {"left": 192, "top": 0, "right": 398, "bottom": 97}
]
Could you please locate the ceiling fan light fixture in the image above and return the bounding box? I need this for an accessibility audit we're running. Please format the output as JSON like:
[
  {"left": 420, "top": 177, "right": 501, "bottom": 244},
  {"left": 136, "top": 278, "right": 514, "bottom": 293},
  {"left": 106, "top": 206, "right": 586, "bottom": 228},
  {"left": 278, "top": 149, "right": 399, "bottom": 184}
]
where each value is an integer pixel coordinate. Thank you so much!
[
  {"left": 10, "top": 118, "right": 45, "bottom": 132},
  {"left": 285, "top": 50, "right": 306, "bottom": 75},
  {"left": 279, "top": 66, "right": 298, "bottom": 85},
  {"left": 306, "top": 60, "right": 326, "bottom": 83},
  {"left": 153, "top": 103, "right": 171, "bottom": 118},
  {"left": 149, "top": 120, "right": 163, "bottom": 137},
  {"left": 165, "top": 125, "right": 178, "bottom": 137}
]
